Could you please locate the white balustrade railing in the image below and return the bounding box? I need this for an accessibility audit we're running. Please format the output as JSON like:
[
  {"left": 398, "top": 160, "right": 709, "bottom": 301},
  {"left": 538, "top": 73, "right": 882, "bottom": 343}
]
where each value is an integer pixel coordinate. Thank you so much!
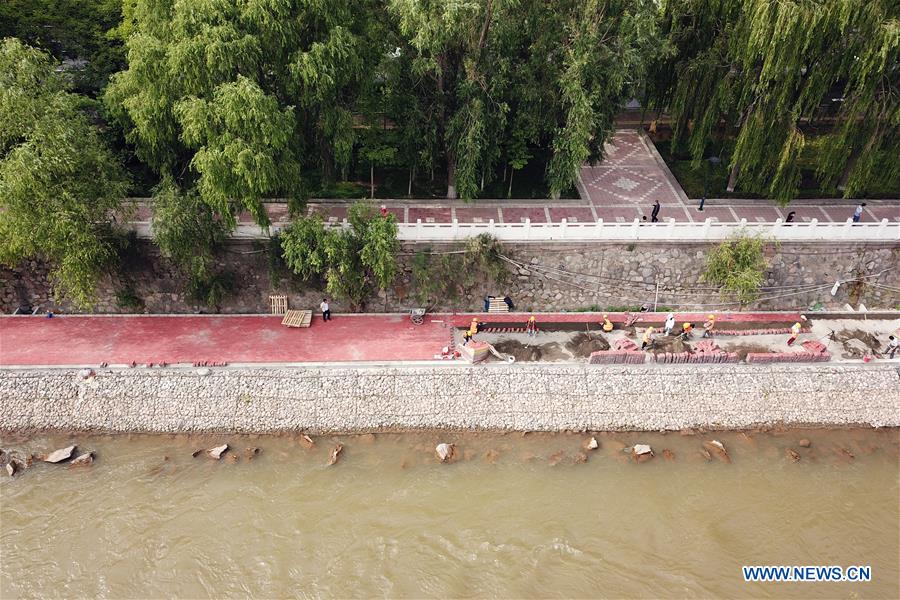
[{"left": 129, "top": 216, "right": 899, "bottom": 242}]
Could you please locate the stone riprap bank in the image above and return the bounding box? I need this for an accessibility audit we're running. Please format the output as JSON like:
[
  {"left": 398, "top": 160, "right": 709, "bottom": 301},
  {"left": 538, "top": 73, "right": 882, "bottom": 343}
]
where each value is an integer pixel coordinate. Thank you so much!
[{"left": 2, "top": 364, "right": 898, "bottom": 433}]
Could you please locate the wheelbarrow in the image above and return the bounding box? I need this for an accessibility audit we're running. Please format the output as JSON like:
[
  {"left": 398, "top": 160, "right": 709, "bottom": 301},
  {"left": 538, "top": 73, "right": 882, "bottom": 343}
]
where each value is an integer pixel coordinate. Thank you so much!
[{"left": 410, "top": 308, "right": 426, "bottom": 325}]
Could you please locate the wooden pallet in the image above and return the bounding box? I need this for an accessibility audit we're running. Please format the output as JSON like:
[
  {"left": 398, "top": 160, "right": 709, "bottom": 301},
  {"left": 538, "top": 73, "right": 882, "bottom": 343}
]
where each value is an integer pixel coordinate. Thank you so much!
[
  {"left": 281, "top": 309, "right": 312, "bottom": 328},
  {"left": 488, "top": 297, "right": 510, "bottom": 313},
  {"left": 269, "top": 295, "right": 288, "bottom": 315}
]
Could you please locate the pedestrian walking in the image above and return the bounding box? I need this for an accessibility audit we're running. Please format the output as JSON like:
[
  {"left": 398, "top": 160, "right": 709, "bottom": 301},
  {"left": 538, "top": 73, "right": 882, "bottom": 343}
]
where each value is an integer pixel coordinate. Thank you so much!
[
  {"left": 650, "top": 200, "right": 661, "bottom": 223},
  {"left": 525, "top": 315, "right": 537, "bottom": 338},
  {"left": 702, "top": 314, "right": 716, "bottom": 338},
  {"left": 601, "top": 313, "right": 614, "bottom": 333},
  {"left": 785, "top": 211, "right": 796, "bottom": 224},
  {"left": 885, "top": 335, "right": 900, "bottom": 359},
  {"left": 320, "top": 298, "right": 331, "bottom": 322},
  {"left": 787, "top": 321, "right": 802, "bottom": 346},
  {"left": 664, "top": 312, "right": 676, "bottom": 336},
  {"left": 641, "top": 326, "right": 655, "bottom": 350},
  {"left": 852, "top": 202, "right": 866, "bottom": 223}
]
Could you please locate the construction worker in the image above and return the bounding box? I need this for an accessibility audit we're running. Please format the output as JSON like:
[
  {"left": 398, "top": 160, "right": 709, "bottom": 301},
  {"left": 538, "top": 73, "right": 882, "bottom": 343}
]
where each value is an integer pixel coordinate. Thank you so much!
[
  {"left": 664, "top": 312, "right": 676, "bottom": 336},
  {"left": 702, "top": 314, "right": 716, "bottom": 338},
  {"left": 525, "top": 315, "right": 537, "bottom": 337},
  {"left": 680, "top": 322, "right": 694, "bottom": 340},
  {"left": 641, "top": 326, "right": 655, "bottom": 350},
  {"left": 602, "top": 313, "right": 614, "bottom": 333},
  {"left": 787, "top": 321, "right": 802, "bottom": 346}
]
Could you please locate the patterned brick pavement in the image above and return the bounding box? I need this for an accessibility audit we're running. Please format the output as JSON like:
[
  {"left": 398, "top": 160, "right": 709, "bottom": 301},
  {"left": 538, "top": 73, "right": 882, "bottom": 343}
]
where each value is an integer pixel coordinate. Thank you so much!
[{"left": 129, "top": 130, "right": 898, "bottom": 226}]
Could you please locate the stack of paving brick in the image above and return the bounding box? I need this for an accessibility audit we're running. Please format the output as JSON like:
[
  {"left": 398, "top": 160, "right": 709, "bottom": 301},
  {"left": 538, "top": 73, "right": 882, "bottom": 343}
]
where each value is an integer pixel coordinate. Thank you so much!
[
  {"left": 653, "top": 340, "right": 739, "bottom": 364},
  {"left": 746, "top": 340, "right": 831, "bottom": 364},
  {"left": 588, "top": 338, "right": 646, "bottom": 364}
]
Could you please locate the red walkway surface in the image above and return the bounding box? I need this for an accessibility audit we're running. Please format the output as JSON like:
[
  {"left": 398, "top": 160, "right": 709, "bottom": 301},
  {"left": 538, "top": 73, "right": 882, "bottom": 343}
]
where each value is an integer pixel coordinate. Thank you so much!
[
  {"left": 0, "top": 315, "right": 453, "bottom": 366},
  {"left": 0, "top": 312, "right": 802, "bottom": 366}
]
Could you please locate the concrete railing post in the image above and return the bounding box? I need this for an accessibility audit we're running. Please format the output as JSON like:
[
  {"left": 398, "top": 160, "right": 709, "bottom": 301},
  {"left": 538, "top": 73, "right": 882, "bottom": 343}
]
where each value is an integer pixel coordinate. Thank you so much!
[
  {"left": 416, "top": 218, "right": 422, "bottom": 240},
  {"left": 703, "top": 217, "right": 713, "bottom": 240},
  {"left": 631, "top": 218, "right": 640, "bottom": 240},
  {"left": 524, "top": 217, "right": 531, "bottom": 240},
  {"left": 877, "top": 218, "right": 888, "bottom": 241},
  {"left": 452, "top": 218, "right": 459, "bottom": 241},
  {"left": 667, "top": 217, "right": 676, "bottom": 240},
  {"left": 560, "top": 218, "right": 567, "bottom": 240},
  {"left": 809, "top": 218, "right": 818, "bottom": 241},
  {"left": 596, "top": 218, "right": 603, "bottom": 241}
]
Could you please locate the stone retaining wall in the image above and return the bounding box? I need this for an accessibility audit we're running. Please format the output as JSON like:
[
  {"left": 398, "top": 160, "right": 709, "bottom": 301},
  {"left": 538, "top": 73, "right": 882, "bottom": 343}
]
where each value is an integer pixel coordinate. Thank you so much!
[
  {"left": 2, "top": 364, "right": 898, "bottom": 433},
  {"left": 3, "top": 241, "right": 897, "bottom": 314}
]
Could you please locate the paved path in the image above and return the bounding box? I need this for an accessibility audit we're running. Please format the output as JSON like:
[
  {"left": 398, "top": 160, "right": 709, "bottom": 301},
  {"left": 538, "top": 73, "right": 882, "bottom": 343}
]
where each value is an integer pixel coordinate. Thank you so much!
[
  {"left": 1, "top": 312, "right": 802, "bottom": 366},
  {"left": 129, "top": 130, "right": 898, "bottom": 226}
]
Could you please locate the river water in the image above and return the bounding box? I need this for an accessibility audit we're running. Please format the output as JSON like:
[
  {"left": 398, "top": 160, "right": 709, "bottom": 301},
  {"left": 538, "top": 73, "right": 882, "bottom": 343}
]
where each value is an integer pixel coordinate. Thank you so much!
[{"left": 2, "top": 429, "right": 898, "bottom": 599}]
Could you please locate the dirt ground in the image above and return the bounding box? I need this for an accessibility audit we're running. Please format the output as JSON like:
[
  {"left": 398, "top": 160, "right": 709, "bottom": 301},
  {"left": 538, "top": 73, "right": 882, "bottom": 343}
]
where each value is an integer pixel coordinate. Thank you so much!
[{"left": 458, "top": 318, "right": 900, "bottom": 364}]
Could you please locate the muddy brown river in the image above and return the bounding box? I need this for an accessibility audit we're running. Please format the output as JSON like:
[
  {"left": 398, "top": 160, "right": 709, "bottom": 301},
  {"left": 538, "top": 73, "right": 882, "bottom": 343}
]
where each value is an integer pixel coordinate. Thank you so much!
[{"left": 1, "top": 428, "right": 898, "bottom": 598}]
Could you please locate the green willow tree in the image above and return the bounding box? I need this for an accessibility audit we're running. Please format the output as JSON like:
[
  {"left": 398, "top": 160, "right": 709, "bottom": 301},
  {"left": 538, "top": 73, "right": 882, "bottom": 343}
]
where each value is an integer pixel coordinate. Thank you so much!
[
  {"left": 0, "top": 39, "right": 128, "bottom": 307},
  {"left": 280, "top": 203, "right": 399, "bottom": 309},
  {"left": 701, "top": 234, "right": 769, "bottom": 306},
  {"left": 647, "top": 0, "right": 899, "bottom": 203},
  {"left": 105, "top": 0, "right": 379, "bottom": 225}
]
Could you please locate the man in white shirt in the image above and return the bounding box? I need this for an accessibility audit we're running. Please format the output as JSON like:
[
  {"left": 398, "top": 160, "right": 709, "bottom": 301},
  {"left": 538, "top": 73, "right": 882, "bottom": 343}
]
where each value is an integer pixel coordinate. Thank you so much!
[
  {"left": 320, "top": 298, "right": 331, "bottom": 322},
  {"left": 852, "top": 202, "right": 866, "bottom": 223}
]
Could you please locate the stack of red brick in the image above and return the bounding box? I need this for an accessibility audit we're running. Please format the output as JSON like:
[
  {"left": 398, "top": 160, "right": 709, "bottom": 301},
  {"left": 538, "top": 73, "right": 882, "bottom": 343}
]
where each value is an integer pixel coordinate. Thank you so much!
[
  {"left": 588, "top": 338, "right": 646, "bottom": 364},
  {"left": 745, "top": 340, "right": 831, "bottom": 364},
  {"left": 653, "top": 340, "right": 739, "bottom": 364}
]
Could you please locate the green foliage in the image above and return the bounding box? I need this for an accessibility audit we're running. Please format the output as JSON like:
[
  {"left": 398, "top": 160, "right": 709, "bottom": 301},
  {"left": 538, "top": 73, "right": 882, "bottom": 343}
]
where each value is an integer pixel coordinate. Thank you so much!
[
  {"left": 151, "top": 177, "right": 231, "bottom": 308},
  {"left": 648, "top": 0, "right": 899, "bottom": 203},
  {"left": 0, "top": 39, "right": 128, "bottom": 308},
  {"left": 0, "top": 0, "right": 126, "bottom": 95},
  {"left": 411, "top": 250, "right": 461, "bottom": 308},
  {"left": 281, "top": 202, "right": 399, "bottom": 309},
  {"left": 115, "top": 285, "right": 144, "bottom": 311},
  {"left": 463, "top": 234, "right": 509, "bottom": 287},
  {"left": 701, "top": 234, "right": 769, "bottom": 306}
]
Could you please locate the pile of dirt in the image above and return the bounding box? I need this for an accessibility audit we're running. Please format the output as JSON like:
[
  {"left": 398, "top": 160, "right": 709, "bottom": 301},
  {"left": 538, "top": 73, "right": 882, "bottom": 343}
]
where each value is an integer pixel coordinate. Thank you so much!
[
  {"left": 493, "top": 340, "right": 568, "bottom": 362},
  {"left": 831, "top": 328, "right": 882, "bottom": 358},
  {"left": 728, "top": 342, "right": 772, "bottom": 361},
  {"left": 565, "top": 332, "right": 610, "bottom": 357},
  {"left": 650, "top": 335, "right": 691, "bottom": 354},
  {"left": 493, "top": 340, "right": 543, "bottom": 362}
]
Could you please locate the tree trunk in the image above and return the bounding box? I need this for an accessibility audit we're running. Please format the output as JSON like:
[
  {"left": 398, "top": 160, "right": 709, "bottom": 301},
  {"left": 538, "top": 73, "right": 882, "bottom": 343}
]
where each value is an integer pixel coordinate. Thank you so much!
[
  {"left": 502, "top": 163, "right": 507, "bottom": 182},
  {"left": 507, "top": 167, "right": 514, "bottom": 198},
  {"left": 447, "top": 155, "right": 458, "bottom": 200},
  {"left": 408, "top": 167, "right": 414, "bottom": 196},
  {"left": 370, "top": 164, "right": 375, "bottom": 199},
  {"left": 480, "top": 170, "right": 485, "bottom": 191},
  {"left": 726, "top": 160, "right": 741, "bottom": 193}
]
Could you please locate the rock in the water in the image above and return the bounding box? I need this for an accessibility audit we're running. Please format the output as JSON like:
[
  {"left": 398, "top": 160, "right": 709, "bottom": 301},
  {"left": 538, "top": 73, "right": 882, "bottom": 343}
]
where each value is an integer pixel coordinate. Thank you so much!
[
  {"left": 702, "top": 440, "right": 731, "bottom": 463},
  {"left": 78, "top": 368, "right": 95, "bottom": 380},
  {"left": 299, "top": 434, "right": 315, "bottom": 449},
  {"left": 6, "top": 462, "right": 15, "bottom": 477},
  {"left": 662, "top": 449, "right": 676, "bottom": 461},
  {"left": 632, "top": 444, "right": 654, "bottom": 462},
  {"left": 786, "top": 448, "right": 801, "bottom": 462},
  {"left": 435, "top": 443, "right": 455, "bottom": 462},
  {"left": 799, "top": 438, "right": 811, "bottom": 448},
  {"left": 328, "top": 444, "right": 343, "bottom": 466},
  {"left": 191, "top": 449, "right": 204, "bottom": 458},
  {"left": 244, "top": 447, "right": 261, "bottom": 460},
  {"left": 70, "top": 452, "right": 94, "bottom": 467},
  {"left": 226, "top": 453, "right": 239, "bottom": 464},
  {"left": 44, "top": 445, "right": 76, "bottom": 463},
  {"left": 574, "top": 452, "right": 588, "bottom": 464},
  {"left": 207, "top": 444, "right": 228, "bottom": 460},
  {"left": 484, "top": 449, "right": 500, "bottom": 464},
  {"left": 585, "top": 437, "right": 599, "bottom": 451}
]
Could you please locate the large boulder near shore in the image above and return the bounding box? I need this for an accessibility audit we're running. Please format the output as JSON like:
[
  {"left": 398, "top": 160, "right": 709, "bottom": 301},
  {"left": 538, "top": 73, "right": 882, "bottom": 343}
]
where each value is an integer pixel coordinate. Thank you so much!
[
  {"left": 702, "top": 440, "right": 731, "bottom": 463},
  {"left": 70, "top": 452, "right": 94, "bottom": 467},
  {"left": 207, "top": 444, "right": 228, "bottom": 460},
  {"left": 435, "top": 443, "right": 455, "bottom": 462},
  {"left": 631, "top": 444, "right": 654, "bottom": 463},
  {"left": 43, "top": 445, "right": 76, "bottom": 463}
]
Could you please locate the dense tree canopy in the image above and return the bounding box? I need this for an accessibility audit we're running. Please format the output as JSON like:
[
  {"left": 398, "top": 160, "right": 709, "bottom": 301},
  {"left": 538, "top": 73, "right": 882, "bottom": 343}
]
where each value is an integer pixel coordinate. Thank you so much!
[
  {"left": 647, "top": 0, "right": 899, "bottom": 203},
  {"left": 0, "top": 38, "right": 128, "bottom": 307}
]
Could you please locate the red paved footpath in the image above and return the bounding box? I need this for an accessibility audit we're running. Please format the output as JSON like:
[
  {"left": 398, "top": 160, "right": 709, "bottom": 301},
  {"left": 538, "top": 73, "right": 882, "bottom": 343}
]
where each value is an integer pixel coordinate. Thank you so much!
[
  {"left": 0, "top": 312, "right": 801, "bottom": 366},
  {"left": 0, "top": 315, "right": 454, "bottom": 366}
]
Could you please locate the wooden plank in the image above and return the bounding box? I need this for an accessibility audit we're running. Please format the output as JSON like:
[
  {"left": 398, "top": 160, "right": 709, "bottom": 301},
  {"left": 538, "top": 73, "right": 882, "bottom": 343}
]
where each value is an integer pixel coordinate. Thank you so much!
[{"left": 281, "top": 309, "right": 312, "bottom": 328}]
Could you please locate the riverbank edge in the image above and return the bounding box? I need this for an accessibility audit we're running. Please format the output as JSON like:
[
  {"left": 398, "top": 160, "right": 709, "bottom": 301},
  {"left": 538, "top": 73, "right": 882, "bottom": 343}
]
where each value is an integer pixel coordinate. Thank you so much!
[{"left": 2, "top": 363, "right": 899, "bottom": 434}]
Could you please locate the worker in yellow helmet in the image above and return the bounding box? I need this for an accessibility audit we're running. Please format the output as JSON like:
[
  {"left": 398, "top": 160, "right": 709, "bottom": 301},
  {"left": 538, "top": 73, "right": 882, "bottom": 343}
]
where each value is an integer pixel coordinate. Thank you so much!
[
  {"left": 787, "top": 321, "right": 802, "bottom": 346},
  {"left": 680, "top": 321, "right": 694, "bottom": 340},
  {"left": 602, "top": 313, "right": 614, "bottom": 332},
  {"left": 525, "top": 315, "right": 537, "bottom": 337},
  {"left": 702, "top": 314, "right": 716, "bottom": 338},
  {"left": 641, "top": 326, "right": 655, "bottom": 350}
]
